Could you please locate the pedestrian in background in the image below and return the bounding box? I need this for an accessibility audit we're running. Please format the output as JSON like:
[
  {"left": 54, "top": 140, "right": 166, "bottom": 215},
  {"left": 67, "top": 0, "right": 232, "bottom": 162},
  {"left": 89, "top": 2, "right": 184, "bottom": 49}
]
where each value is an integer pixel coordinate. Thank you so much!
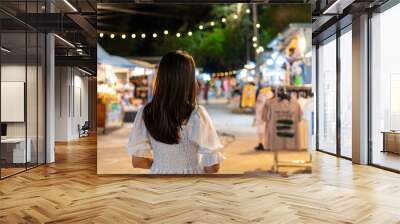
[{"left": 204, "top": 81, "right": 210, "bottom": 104}]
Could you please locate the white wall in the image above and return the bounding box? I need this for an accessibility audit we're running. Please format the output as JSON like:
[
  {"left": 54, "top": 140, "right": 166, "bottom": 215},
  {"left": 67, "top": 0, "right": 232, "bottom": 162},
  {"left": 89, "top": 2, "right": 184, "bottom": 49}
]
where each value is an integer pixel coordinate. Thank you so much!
[
  {"left": 54, "top": 67, "right": 89, "bottom": 141},
  {"left": 1, "top": 65, "right": 35, "bottom": 138},
  {"left": 55, "top": 67, "right": 69, "bottom": 141}
]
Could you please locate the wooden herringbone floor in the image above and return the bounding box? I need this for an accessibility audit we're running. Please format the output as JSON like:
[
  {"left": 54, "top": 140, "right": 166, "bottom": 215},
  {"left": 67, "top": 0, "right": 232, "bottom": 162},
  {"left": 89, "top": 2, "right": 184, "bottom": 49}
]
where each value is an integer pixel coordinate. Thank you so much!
[{"left": 1, "top": 136, "right": 400, "bottom": 224}]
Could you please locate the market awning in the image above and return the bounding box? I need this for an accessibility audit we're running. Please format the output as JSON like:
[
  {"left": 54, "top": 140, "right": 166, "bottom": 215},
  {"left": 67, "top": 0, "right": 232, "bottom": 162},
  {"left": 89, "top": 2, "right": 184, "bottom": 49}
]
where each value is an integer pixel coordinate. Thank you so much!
[
  {"left": 97, "top": 43, "right": 136, "bottom": 68},
  {"left": 129, "top": 58, "right": 156, "bottom": 69}
]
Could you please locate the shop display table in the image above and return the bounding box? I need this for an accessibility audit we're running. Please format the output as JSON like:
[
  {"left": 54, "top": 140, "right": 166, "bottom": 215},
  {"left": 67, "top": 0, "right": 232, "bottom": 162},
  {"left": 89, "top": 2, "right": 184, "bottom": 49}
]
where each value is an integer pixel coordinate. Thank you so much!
[{"left": 381, "top": 131, "right": 400, "bottom": 154}]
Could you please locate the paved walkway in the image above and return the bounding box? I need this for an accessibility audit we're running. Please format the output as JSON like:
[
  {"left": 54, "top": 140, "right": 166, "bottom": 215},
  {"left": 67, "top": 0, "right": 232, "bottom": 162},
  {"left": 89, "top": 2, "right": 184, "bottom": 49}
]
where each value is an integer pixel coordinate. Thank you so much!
[{"left": 97, "top": 99, "right": 310, "bottom": 174}]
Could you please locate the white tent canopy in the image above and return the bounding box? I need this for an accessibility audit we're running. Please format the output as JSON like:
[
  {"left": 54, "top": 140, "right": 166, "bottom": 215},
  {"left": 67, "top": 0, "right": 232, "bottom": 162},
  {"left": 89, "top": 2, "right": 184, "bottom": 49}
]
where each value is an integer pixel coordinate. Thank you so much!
[{"left": 97, "top": 44, "right": 136, "bottom": 68}]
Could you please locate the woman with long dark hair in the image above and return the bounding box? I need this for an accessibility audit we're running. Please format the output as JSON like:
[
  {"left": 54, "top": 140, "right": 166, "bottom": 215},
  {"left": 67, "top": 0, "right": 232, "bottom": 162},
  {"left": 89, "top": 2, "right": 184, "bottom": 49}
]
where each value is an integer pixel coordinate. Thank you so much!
[{"left": 127, "top": 51, "right": 224, "bottom": 174}]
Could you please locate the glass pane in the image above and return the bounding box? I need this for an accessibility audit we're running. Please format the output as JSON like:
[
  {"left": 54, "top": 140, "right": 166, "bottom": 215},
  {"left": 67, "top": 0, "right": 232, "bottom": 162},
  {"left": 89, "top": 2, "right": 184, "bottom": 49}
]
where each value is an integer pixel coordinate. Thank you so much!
[
  {"left": 27, "top": 31, "right": 38, "bottom": 169},
  {"left": 38, "top": 33, "right": 45, "bottom": 165},
  {"left": 26, "top": 0, "right": 39, "bottom": 170},
  {"left": 1, "top": 30, "right": 27, "bottom": 177},
  {"left": 340, "top": 30, "right": 352, "bottom": 158},
  {"left": 318, "top": 38, "right": 337, "bottom": 154},
  {"left": 371, "top": 4, "right": 400, "bottom": 171}
]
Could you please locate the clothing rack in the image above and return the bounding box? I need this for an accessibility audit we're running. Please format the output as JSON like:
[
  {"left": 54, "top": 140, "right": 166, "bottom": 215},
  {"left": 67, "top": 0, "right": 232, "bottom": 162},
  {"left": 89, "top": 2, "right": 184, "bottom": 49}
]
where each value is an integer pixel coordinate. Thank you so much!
[
  {"left": 282, "top": 85, "right": 313, "bottom": 98},
  {"left": 272, "top": 149, "right": 312, "bottom": 175},
  {"left": 267, "top": 85, "right": 313, "bottom": 174}
]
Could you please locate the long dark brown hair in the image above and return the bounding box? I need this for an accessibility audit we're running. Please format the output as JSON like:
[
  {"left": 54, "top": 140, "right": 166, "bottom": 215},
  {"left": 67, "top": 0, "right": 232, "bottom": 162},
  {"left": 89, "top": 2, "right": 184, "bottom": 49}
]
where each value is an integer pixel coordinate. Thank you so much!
[{"left": 143, "top": 51, "right": 197, "bottom": 144}]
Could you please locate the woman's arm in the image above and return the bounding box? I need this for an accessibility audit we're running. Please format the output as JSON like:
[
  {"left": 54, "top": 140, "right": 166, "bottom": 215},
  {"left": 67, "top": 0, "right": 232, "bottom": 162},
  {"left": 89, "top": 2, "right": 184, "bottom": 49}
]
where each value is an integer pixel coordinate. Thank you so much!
[
  {"left": 203, "top": 164, "right": 220, "bottom": 173},
  {"left": 131, "top": 156, "right": 153, "bottom": 169}
]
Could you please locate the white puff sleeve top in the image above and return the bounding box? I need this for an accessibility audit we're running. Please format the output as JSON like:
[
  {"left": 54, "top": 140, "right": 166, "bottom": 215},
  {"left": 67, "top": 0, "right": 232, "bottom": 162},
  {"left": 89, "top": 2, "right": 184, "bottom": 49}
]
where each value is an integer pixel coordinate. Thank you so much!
[{"left": 127, "top": 105, "right": 225, "bottom": 174}]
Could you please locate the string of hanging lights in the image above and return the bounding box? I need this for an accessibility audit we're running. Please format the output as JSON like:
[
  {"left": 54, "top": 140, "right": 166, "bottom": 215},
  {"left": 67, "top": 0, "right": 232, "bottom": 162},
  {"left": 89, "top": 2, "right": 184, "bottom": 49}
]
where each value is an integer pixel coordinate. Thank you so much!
[
  {"left": 212, "top": 70, "right": 238, "bottom": 78},
  {"left": 98, "top": 10, "right": 261, "bottom": 41}
]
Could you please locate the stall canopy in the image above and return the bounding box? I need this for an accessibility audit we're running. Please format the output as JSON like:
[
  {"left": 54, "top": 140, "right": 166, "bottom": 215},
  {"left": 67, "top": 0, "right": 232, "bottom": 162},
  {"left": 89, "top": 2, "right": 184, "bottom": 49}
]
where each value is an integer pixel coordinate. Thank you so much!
[
  {"left": 130, "top": 58, "right": 156, "bottom": 69},
  {"left": 97, "top": 44, "right": 136, "bottom": 68}
]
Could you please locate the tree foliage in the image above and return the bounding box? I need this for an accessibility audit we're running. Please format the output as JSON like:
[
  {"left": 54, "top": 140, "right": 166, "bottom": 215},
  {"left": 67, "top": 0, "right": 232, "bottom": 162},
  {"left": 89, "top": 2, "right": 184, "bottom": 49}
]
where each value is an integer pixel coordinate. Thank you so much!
[{"left": 100, "top": 4, "right": 311, "bottom": 72}]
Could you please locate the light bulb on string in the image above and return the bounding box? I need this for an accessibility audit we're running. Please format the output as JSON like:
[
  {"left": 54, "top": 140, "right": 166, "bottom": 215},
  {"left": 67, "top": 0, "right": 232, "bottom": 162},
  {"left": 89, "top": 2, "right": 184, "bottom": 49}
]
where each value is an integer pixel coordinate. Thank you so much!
[
  {"left": 221, "top": 18, "right": 226, "bottom": 23},
  {"left": 233, "top": 14, "right": 238, "bottom": 20},
  {"left": 131, "top": 34, "right": 136, "bottom": 39},
  {"left": 256, "top": 23, "right": 261, "bottom": 29},
  {"left": 141, "top": 33, "right": 146, "bottom": 39},
  {"left": 199, "top": 25, "right": 204, "bottom": 30},
  {"left": 99, "top": 33, "right": 104, "bottom": 38},
  {"left": 153, "top": 33, "right": 158, "bottom": 38},
  {"left": 188, "top": 31, "right": 193, "bottom": 36},
  {"left": 176, "top": 33, "right": 181, "bottom": 38},
  {"left": 252, "top": 36, "right": 257, "bottom": 42},
  {"left": 110, "top": 33, "right": 115, "bottom": 39},
  {"left": 210, "top": 21, "right": 215, "bottom": 26},
  {"left": 121, "top": 34, "right": 126, "bottom": 39},
  {"left": 246, "top": 9, "right": 251, "bottom": 14},
  {"left": 164, "top": 30, "right": 169, "bottom": 35},
  {"left": 253, "top": 43, "right": 258, "bottom": 48}
]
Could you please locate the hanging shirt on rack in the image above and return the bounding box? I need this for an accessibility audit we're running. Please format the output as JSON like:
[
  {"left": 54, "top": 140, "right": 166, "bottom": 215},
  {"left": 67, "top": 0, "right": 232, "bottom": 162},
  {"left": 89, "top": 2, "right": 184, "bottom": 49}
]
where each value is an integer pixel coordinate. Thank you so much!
[
  {"left": 261, "top": 97, "right": 275, "bottom": 150},
  {"left": 263, "top": 97, "right": 303, "bottom": 150}
]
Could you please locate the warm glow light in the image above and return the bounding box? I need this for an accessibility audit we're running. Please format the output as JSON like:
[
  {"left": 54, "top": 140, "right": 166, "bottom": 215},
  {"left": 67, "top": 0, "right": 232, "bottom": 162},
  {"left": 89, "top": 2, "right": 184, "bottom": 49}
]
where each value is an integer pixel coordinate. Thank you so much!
[
  {"left": 153, "top": 33, "right": 158, "bottom": 38},
  {"left": 299, "top": 36, "right": 306, "bottom": 53},
  {"left": 131, "top": 34, "right": 136, "bottom": 39},
  {"left": 99, "top": 33, "right": 104, "bottom": 38},
  {"left": 252, "top": 36, "right": 257, "bottom": 42},
  {"left": 188, "top": 31, "right": 193, "bottom": 36},
  {"left": 233, "top": 14, "right": 238, "bottom": 20},
  {"left": 199, "top": 25, "right": 204, "bottom": 30},
  {"left": 221, "top": 18, "right": 226, "bottom": 23},
  {"left": 256, "top": 23, "right": 261, "bottom": 28},
  {"left": 244, "top": 62, "right": 256, "bottom": 70},
  {"left": 110, "top": 33, "right": 115, "bottom": 39},
  {"left": 253, "top": 43, "right": 257, "bottom": 48},
  {"left": 246, "top": 9, "right": 251, "bottom": 14},
  {"left": 176, "top": 33, "right": 181, "bottom": 37},
  {"left": 210, "top": 21, "right": 215, "bottom": 26},
  {"left": 164, "top": 30, "right": 169, "bottom": 35},
  {"left": 256, "top": 46, "right": 264, "bottom": 54},
  {"left": 141, "top": 33, "right": 146, "bottom": 38},
  {"left": 121, "top": 34, "right": 126, "bottom": 39}
]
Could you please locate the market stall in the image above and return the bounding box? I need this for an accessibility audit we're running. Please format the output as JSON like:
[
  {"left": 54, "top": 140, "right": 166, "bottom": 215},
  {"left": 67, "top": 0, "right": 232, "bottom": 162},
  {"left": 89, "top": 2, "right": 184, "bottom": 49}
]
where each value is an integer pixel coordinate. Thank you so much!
[
  {"left": 97, "top": 44, "right": 156, "bottom": 132},
  {"left": 261, "top": 23, "right": 312, "bottom": 87}
]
